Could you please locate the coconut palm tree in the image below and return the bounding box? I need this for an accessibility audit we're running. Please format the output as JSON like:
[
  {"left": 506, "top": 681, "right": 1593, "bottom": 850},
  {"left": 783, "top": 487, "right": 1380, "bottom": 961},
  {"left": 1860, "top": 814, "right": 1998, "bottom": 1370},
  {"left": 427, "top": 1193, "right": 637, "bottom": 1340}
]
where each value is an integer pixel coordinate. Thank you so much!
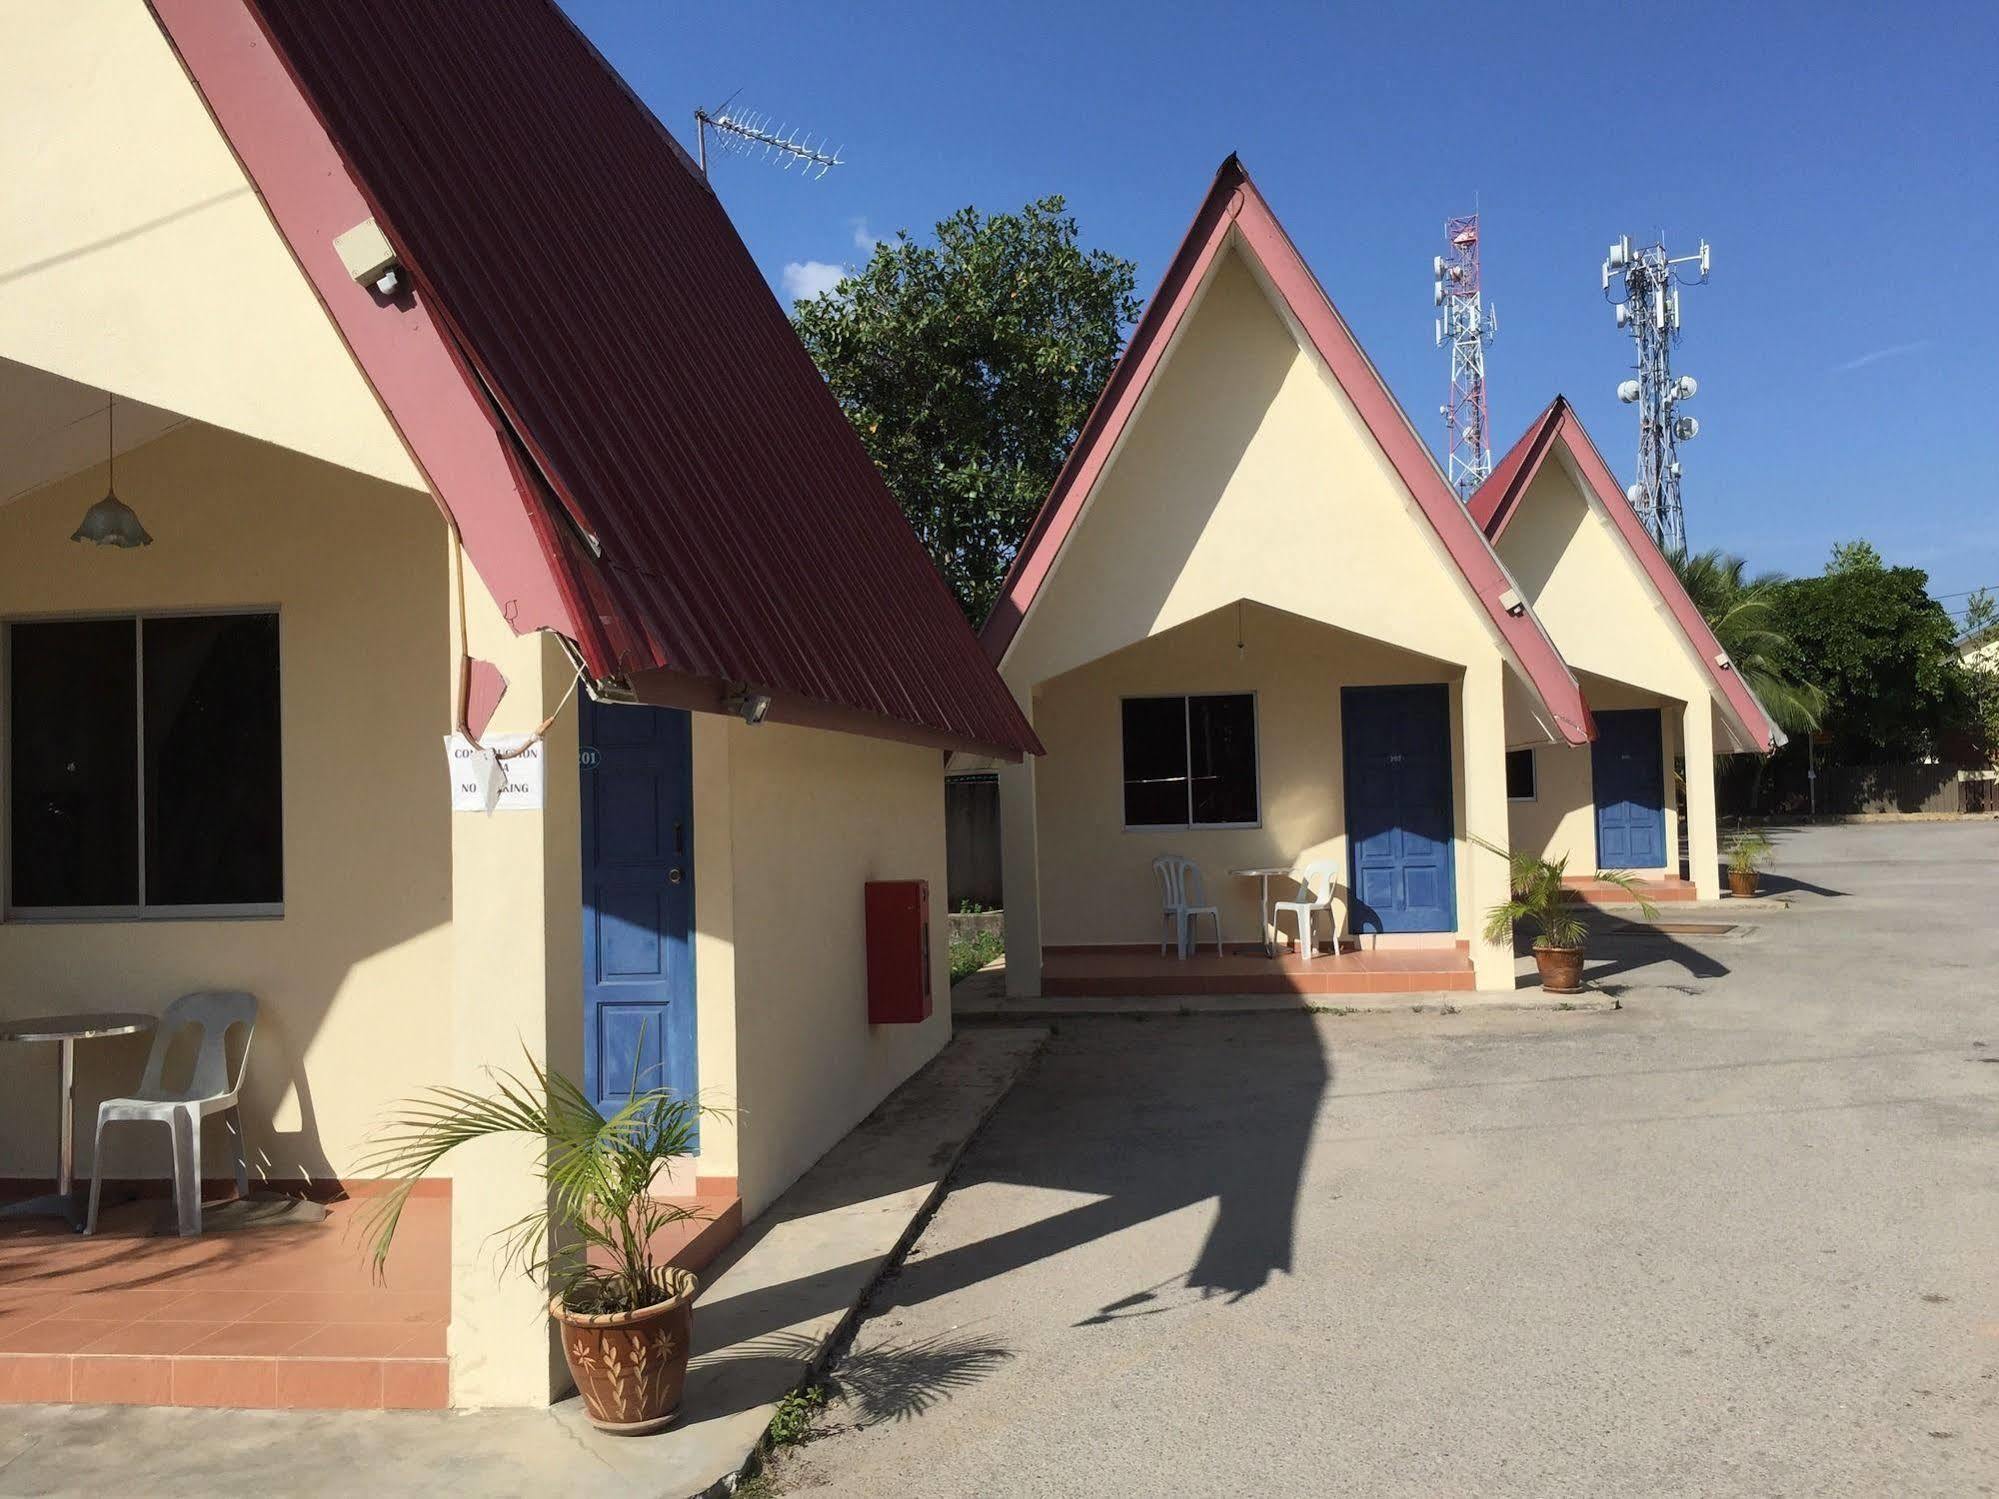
[{"left": 1670, "top": 547, "right": 1825, "bottom": 734}]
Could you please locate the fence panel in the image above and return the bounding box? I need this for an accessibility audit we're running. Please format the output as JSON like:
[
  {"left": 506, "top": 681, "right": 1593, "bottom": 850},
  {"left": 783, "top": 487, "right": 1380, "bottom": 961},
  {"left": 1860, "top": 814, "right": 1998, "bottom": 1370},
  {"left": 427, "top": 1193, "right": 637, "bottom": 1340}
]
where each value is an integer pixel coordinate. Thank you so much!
[{"left": 945, "top": 774, "right": 1003, "bottom": 909}]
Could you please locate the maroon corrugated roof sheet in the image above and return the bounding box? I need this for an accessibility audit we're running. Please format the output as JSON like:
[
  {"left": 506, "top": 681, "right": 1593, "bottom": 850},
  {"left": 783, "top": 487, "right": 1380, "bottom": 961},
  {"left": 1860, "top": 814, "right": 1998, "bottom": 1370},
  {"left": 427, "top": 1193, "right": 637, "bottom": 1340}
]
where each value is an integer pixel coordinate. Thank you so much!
[{"left": 246, "top": 0, "right": 1037, "bottom": 757}]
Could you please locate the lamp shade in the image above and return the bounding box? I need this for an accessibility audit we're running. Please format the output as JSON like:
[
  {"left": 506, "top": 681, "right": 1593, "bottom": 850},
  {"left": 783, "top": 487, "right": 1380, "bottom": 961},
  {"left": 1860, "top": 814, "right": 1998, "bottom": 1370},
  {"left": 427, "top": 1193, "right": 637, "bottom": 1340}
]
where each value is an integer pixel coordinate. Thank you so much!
[{"left": 70, "top": 492, "right": 153, "bottom": 548}]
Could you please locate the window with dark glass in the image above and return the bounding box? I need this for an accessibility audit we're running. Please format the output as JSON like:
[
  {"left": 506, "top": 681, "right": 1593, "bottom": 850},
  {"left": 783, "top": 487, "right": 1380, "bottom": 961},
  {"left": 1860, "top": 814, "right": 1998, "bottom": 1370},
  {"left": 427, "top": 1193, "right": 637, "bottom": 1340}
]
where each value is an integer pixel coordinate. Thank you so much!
[
  {"left": 1505, "top": 747, "right": 1536, "bottom": 801},
  {"left": 8, "top": 614, "right": 282, "bottom": 915},
  {"left": 1121, "top": 693, "right": 1258, "bottom": 827}
]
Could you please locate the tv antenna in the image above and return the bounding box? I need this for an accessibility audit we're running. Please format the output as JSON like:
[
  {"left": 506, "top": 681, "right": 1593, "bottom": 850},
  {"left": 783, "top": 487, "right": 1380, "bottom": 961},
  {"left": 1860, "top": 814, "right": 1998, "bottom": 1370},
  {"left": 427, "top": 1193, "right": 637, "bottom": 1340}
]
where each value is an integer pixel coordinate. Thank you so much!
[
  {"left": 1432, "top": 212, "right": 1497, "bottom": 501},
  {"left": 694, "top": 97, "right": 843, "bottom": 179},
  {"left": 1601, "top": 233, "right": 1710, "bottom": 554}
]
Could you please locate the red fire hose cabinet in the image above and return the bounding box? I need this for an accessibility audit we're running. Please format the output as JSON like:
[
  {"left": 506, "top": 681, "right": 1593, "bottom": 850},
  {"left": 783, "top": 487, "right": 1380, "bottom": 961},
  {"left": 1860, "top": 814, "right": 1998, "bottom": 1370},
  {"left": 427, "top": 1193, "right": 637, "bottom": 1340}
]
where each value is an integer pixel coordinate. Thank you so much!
[{"left": 864, "top": 880, "right": 932, "bottom": 1024}]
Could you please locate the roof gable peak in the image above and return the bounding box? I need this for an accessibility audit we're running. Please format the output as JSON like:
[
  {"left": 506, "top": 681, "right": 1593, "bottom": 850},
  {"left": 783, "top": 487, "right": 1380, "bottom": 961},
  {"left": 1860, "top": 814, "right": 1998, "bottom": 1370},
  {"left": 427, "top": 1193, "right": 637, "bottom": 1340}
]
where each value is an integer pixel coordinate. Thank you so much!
[{"left": 983, "top": 157, "right": 1592, "bottom": 747}]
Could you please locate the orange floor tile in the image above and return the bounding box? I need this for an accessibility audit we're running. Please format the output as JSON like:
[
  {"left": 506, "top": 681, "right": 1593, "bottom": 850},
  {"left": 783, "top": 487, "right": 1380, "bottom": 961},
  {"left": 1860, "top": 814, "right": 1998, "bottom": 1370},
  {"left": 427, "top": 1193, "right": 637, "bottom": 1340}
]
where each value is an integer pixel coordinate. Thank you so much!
[
  {"left": 0, "top": 1194, "right": 449, "bottom": 1411},
  {"left": 0, "top": 1183, "right": 743, "bottom": 1411},
  {"left": 1040, "top": 942, "right": 1475, "bottom": 997}
]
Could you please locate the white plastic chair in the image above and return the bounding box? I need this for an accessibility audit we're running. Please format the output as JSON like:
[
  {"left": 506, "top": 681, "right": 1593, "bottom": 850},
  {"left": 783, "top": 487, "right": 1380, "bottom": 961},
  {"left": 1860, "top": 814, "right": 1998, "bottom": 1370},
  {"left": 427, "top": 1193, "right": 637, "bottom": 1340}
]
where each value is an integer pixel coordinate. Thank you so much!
[
  {"left": 1153, "top": 855, "right": 1222, "bottom": 958},
  {"left": 1273, "top": 860, "right": 1344, "bottom": 961},
  {"left": 86, "top": 991, "right": 257, "bottom": 1238}
]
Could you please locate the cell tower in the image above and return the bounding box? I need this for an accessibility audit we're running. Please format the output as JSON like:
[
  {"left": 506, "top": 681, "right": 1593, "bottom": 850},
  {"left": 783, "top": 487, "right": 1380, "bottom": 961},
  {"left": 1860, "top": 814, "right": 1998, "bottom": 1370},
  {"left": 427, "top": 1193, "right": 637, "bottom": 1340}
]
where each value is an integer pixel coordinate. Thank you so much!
[
  {"left": 693, "top": 102, "right": 843, "bottom": 178},
  {"left": 1600, "top": 234, "right": 1710, "bottom": 554},
  {"left": 1432, "top": 214, "right": 1497, "bottom": 501}
]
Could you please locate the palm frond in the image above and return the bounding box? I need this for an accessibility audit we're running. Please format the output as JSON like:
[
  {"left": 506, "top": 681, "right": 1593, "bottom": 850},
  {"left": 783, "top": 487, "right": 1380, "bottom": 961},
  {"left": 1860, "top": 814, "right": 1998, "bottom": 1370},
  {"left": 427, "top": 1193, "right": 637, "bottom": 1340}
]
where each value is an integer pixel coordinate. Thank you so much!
[{"left": 360, "top": 1031, "right": 728, "bottom": 1312}]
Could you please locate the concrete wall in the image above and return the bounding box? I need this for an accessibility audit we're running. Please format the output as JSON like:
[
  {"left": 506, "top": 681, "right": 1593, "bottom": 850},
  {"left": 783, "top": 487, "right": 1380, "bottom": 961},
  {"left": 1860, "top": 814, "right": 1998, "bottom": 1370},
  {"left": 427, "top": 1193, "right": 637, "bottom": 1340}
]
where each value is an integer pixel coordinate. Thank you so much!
[
  {"left": 0, "top": 423, "right": 451, "bottom": 1185},
  {"left": 0, "top": 0, "right": 422, "bottom": 490},
  {"left": 1032, "top": 603, "right": 1479, "bottom": 948},
  {"left": 998, "top": 245, "right": 1521, "bottom": 990},
  {"left": 701, "top": 719, "right": 951, "bottom": 1219}
]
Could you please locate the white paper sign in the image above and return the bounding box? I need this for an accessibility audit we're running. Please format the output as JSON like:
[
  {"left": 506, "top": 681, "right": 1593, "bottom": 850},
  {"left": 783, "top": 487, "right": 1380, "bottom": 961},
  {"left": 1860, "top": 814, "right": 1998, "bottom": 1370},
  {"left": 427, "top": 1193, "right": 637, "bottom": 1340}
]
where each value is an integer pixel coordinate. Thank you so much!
[{"left": 445, "top": 732, "right": 545, "bottom": 813}]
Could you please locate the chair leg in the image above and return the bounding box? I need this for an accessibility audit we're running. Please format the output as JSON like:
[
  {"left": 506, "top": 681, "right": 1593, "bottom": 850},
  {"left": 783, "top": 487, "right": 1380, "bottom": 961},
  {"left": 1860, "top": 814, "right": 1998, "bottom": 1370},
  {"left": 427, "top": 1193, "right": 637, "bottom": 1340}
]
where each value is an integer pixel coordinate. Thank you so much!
[
  {"left": 84, "top": 1113, "right": 110, "bottom": 1236},
  {"left": 169, "top": 1108, "right": 202, "bottom": 1238},
  {"left": 226, "top": 1108, "right": 249, "bottom": 1200}
]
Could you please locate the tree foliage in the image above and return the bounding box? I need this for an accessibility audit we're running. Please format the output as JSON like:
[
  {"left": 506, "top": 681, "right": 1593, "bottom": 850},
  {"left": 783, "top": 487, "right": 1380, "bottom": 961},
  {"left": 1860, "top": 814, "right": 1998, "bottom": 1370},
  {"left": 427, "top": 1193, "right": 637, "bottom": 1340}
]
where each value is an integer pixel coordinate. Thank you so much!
[
  {"left": 790, "top": 197, "right": 1140, "bottom": 623},
  {"left": 1774, "top": 542, "right": 1971, "bottom": 762},
  {"left": 1669, "top": 547, "right": 1824, "bottom": 734}
]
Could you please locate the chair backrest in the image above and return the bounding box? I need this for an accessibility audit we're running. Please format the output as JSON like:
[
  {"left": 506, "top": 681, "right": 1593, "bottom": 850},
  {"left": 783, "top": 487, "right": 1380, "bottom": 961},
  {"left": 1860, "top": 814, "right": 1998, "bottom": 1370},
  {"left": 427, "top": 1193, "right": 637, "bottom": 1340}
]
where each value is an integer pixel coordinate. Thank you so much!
[
  {"left": 1152, "top": 855, "right": 1205, "bottom": 910},
  {"left": 1295, "top": 859, "right": 1341, "bottom": 905},
  {"left": 139, "top": 991, "right": 258, "bottom": 1102}
]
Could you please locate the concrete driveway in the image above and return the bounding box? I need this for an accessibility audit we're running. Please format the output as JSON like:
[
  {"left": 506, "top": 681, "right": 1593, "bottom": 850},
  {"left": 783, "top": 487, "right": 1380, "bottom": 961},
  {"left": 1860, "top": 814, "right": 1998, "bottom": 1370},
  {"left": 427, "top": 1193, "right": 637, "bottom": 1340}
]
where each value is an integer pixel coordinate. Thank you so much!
[{"left": 776, "top": 823, "right": 1998, "bottom": 1497}]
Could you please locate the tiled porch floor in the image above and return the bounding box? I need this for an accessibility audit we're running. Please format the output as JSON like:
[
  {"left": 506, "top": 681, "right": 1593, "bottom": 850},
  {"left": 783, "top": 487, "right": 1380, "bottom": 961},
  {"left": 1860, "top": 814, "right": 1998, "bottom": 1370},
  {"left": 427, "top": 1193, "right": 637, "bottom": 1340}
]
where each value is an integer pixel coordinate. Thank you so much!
[
  {"left": 0, "top": 1185, "right": 744, "bottom": 1411},
  {"left": 1041, "top": 942, "right": 1475, "bottom": 997},
  {"left": 0, "top": 1194, "right": 449, "bottom": 1410}
]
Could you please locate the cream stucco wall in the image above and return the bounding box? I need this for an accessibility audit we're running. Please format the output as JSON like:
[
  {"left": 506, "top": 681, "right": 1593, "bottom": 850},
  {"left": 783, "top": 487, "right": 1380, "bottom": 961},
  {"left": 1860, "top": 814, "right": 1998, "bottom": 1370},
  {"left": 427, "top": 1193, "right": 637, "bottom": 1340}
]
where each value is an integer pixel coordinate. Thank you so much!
[
  {"left": 0, "top": 1, "right": 424, "bottom": 490},
  {"left": 1033, "top": 604, "right": 1482, "bottom": 948},
  {"left": 1003, "top": 250, "right": 1506, "bottom": 693},
  {"left": 0, "top": 423, "right": 452, "bottom": 1185},
  {"left": 705, "top": 720, "right": 951, "bottom": 1220},
  {"left": 1492, "top": 452, "right": 1731, "bottom": 893},
  {"left": 999, "top": 246, "right": 1521, "bottom": 990},
  {"left": 1505, "top": 675, "right": 1681, "bottom": 879}
]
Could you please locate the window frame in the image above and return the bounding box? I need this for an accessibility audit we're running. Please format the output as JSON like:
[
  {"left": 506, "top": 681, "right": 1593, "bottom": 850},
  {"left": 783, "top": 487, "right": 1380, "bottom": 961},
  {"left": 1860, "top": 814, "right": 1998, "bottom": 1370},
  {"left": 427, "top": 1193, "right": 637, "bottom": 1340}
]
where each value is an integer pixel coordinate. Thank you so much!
[
  {"left": 4, "top": 605, "right": 285, "bottom": 924},
  {"left": 1505, "top": 746, "right": 1538, "bottom": 803},
  {"left": 1118, "top": 690, "right": 1262, "bottom": 832}
]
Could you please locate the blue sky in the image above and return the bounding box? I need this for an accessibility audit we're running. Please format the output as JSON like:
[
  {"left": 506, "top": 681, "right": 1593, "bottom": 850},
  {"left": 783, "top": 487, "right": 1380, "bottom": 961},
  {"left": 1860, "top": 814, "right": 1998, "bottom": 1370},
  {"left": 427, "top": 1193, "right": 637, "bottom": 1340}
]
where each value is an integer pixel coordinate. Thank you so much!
[{"left": 567, "top": 0, "right": 1999, "bottom": 619}]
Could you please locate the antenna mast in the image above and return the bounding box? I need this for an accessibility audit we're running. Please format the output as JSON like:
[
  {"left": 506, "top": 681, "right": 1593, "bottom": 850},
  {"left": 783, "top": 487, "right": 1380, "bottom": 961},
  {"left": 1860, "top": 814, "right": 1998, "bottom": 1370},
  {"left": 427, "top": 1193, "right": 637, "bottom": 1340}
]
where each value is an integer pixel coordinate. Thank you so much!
[
  {"left": 1433, "top": 213, "right": 1497, "bottom": 501},
  {"left": 1601, "top": 233, "right": 1709, "bottom": 554},
  {"left": 694, "top": 102, "right": 843, "bottom": 179}
]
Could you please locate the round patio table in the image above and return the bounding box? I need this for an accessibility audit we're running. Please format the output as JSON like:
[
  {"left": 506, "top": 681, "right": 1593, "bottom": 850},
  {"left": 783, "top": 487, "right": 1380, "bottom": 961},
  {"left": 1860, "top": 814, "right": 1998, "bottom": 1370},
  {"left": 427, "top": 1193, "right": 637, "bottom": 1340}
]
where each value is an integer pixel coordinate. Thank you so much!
[
  {"left": 1229, "top": 867, "right": 1298, "bottom": 958},
  {"left": 0, "top": 1012, "right": 155, "bottom": 1232}
]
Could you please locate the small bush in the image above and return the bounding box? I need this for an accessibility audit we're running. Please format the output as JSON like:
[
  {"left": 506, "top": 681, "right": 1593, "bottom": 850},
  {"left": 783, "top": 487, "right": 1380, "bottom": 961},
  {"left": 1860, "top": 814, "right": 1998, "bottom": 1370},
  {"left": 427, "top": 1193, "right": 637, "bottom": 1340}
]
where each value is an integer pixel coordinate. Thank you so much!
[
  {"left": 949, "top": 926, "right": 1005, "bottom": 984},
  {"left": 768, "top": 1383, "right": 830, "bottom": 1447}
]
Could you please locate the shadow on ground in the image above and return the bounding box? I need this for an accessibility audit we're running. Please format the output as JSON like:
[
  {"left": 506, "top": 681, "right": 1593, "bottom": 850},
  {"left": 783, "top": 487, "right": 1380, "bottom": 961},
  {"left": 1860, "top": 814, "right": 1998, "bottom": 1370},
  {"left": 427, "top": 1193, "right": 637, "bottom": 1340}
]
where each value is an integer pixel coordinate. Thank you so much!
[{"left": 873, "top": 1014, "right": 1328, "bottom": 1327}]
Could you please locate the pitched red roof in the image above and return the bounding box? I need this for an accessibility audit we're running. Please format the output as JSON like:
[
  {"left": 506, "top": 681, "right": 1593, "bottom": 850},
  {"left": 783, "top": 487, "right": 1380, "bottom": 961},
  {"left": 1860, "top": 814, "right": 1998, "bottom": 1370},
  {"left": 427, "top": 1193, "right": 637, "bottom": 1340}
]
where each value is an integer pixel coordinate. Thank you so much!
[
  {"left": 1471, "top": 397, "right": 1782, "bottom": 753},
  {"left": 150, "top": 0, "right": 1036, "bottom": 759},
  {"left": 981, "top": 156, "right": 1592, "bottom": 747}
]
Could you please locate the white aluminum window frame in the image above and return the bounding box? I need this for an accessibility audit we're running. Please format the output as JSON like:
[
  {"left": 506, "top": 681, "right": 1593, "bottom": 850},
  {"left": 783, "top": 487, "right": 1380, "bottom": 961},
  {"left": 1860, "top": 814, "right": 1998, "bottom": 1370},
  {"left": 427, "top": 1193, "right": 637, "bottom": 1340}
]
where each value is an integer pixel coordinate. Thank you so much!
[
  {"left": 3, "top": 606, "right": 285, "bottom": 924},
  {"left": 1119, "top": 690, "right": 1262, "bottom": 832}
]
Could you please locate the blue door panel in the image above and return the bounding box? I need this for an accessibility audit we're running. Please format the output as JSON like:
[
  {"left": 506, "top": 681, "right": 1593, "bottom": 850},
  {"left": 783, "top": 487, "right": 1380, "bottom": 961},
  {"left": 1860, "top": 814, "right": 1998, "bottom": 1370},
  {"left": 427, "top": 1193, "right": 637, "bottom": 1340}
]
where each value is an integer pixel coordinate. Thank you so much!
[
  {"left": 581, "top": 700, "right": 696, "bottom": 1122},
  {"left": 1591, "top": 709, "right": 1667, "bottom": 870},
  {"left": 1343, "top": 684, "right": 1456, "bottom": 934}
]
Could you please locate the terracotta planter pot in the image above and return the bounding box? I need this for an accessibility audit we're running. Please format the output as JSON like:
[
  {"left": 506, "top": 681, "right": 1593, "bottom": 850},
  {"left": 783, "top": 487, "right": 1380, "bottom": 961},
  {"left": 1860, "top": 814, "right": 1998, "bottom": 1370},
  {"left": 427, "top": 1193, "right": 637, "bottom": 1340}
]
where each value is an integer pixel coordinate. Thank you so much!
[
  {"left": 1727, "top": 869, "right": 1759, "bottom": 898},
  {"left": 1534, "top": 944, "right": 1585, "bottom": 994},
  {"left": 554, "top": 1267, "right": 698, "bottom": 1436}
]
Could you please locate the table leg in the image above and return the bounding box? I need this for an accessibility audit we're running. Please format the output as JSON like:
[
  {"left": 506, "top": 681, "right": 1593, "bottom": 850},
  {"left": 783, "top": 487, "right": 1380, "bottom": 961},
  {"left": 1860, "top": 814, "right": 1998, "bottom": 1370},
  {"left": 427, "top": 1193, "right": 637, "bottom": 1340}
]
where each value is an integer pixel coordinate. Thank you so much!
[
  {"left": 0, "top": 1038, "right": 86, "bottom": 1230},
  {"left": 58, "top": 1038, "right": 76, "bottom": 1199},
  {"left": 1260, "top": 875, "right": 1275, "bottom": 958}
]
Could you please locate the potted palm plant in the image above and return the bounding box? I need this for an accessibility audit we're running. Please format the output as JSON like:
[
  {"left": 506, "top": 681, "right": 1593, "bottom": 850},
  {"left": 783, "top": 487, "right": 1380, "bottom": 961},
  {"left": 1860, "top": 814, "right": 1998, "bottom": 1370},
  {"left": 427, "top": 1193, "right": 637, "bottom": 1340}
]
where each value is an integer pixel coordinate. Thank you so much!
[
  {"left": 1476, "top": 840, "right": 1658, "bottom": 994},
  {"left": 361, "top": 1052, "right": 722, "bottom": 1435},
  {"left": 1725, "top": 828, "right": 1773, "bottom": 897}
]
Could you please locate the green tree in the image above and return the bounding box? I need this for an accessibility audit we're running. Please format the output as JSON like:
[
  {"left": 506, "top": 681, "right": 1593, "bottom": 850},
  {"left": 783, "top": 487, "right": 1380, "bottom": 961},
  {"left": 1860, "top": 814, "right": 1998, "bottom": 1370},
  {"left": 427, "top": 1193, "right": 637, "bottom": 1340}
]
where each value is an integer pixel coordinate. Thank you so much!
[
  {"left": 1775, "top": 543, "right": 1967, "bottom": 761},
  {"left": 1668, "top": 547, "right": 1824, "bottom": 733},
  {"left": 790, "top": 198, "right": 1139, "bottom": 622}
]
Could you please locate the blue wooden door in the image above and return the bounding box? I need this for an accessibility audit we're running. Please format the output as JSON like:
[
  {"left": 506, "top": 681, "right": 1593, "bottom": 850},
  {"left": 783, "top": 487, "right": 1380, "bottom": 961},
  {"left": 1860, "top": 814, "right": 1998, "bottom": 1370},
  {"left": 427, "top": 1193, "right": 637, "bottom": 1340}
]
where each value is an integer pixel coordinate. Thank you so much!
[
  {"left": 1592, "top": 708, "right": 1667, "bottom": 869},
  {"left": 580, "top": 700, "right": 696, "bottom": 1118},
  {"left": 1342, "top": 684, "right": 1456, "bottom": 933}
]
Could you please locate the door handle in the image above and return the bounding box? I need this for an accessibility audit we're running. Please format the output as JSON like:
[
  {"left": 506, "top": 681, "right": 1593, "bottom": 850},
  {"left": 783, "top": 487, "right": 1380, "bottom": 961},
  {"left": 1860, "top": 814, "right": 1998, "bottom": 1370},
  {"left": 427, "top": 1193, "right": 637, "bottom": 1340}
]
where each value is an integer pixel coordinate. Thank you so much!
[{"left": 668, "top": 868, "right": 684, "bottom": 885}]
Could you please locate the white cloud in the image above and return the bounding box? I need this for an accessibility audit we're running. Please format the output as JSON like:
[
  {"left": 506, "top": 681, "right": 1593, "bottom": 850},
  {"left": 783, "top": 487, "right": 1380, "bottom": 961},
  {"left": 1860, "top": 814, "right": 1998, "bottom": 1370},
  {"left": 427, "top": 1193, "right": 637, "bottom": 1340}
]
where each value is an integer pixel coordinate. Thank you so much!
[
  {"left": 851, "top": 218, "right": 881, "bottom": 253},
  {"left": 1829, "top": 338, "right": 1932, "bottom": 374},
  {"left": 781, "top": 259, "right": 846, "bottom": 302}
]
